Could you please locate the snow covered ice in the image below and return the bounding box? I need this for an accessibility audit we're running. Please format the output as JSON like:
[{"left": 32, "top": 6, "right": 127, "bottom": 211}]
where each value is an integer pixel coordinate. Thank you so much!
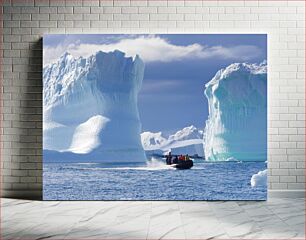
[
  {"left": 204, "top": 62, "right": 267, "bottom": 161},
  {"left": 68, "top": 115, "right": 110, "bottom": 154},
  {"left": 251, "top": 169, "right": 267, "bottom": 187},
  {"left": 141, "top": 125, "right": 204, "bottom": 156},
  {"left": 43, "top": 50, "right": 146, "bottom": 163}
]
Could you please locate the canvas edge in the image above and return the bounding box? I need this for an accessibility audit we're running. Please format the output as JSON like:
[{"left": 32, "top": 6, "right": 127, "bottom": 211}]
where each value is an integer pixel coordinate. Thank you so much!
[{"left": 1, "top": 190, "right": 304, "bottom": 200}]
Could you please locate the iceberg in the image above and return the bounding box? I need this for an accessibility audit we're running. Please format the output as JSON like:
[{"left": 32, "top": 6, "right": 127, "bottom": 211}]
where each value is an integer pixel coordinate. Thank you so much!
[
  {"left": 68, "top": 115, "right": 110, "bottom": 154},
  {"left": 141, "top": 125, "right": 204, "bottom": 157},
  {"left": 204, "top": 62, "right": 267, "bottom": 161},
  {"left": 251, "top": 169, "right": 267, "bottom": 187},
  {"left": 43, "top": 50, "right": 146, "bottom": 163}
]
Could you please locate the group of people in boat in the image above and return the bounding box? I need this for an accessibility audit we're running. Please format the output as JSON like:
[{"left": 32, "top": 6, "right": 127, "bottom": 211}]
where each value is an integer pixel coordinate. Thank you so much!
[{"left": 165, "top": 152, "right": 191, "bottom": 165}]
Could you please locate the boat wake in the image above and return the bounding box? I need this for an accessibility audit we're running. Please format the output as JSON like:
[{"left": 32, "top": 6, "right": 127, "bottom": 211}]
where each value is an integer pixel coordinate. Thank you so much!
[
  {"left": 111, "top": 157, "right": 173, "bottom": 171},
  {"left": 74, "top": 157, "right": 173, "bottom": 171},
  {"left": 145, "top": 157, "right": 173, "bottom": 170}
]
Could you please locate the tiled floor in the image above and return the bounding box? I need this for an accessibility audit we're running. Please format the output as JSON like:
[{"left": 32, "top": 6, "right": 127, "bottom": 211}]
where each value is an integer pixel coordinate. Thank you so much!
[{"left": 1, "top": 198, "right": 305, "bottom": 239}]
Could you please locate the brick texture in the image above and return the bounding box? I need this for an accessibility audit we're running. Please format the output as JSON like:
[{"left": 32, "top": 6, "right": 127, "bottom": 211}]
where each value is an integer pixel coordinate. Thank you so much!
[{"left": 1, "top": 0, "right": 305, "bottom": 198}]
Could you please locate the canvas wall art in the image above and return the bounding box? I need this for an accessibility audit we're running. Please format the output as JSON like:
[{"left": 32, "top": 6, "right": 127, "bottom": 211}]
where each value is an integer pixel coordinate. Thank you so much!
[{"left": 43, "top": 34, "right": 267, "bottom": 200}]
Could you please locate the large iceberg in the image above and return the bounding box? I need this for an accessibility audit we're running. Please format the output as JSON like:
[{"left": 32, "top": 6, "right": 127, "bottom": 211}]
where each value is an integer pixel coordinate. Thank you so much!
[
  {"left": 43, "top": 50, "right": 146, "bottom": 163},
  {"left": 141, "top": 125, "right": 204, "bottom": 157},
  {"left": 204, "top": 62, "right": 267, "bottom": 161}
]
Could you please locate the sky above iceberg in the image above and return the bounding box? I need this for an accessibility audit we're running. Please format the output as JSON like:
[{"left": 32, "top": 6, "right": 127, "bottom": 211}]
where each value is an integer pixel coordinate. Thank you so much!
[{"left": 44, "top": 34, "right": 267, "bottom": 133}]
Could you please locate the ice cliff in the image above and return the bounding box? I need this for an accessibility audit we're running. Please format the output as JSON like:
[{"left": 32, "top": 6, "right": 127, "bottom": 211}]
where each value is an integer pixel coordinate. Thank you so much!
[
  {"left": 43, "top": 50, "right": 146, "bottom": 163},
  {"left": 141, "top": 125, "right": 204, "bottom": 156},
  {"left": 204, "top": 62, "right": 267, "bottom": 161}
]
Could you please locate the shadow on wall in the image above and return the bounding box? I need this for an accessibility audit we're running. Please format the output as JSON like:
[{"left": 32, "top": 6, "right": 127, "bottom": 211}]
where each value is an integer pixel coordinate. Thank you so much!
[{"left": 5, "top": 38, "right": 43, "bottom": 200}]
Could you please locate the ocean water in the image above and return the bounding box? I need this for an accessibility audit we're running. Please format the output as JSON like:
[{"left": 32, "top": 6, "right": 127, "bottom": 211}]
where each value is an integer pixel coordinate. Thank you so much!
[{"left": 43, "top": 158, "right": 267, "bottom": 200}]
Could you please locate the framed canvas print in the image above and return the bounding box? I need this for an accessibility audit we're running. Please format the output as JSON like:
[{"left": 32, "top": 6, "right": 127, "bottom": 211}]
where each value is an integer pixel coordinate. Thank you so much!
[{"left": 43, "top": 34, "right": 267, "bottom": 200}]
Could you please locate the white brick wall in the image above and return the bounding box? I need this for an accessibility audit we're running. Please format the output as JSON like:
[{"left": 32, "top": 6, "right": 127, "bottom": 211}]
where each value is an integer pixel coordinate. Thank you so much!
[{"left": 1, "top": 0, "right": 305, "bottom": 199}]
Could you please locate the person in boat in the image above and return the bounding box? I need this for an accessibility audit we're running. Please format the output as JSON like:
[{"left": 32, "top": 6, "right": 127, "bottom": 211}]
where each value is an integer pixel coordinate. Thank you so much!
[
  {"left": 185, "top": 154, "right": 190, "bottom": 161},
  {"left": 173, "top": 155, "right": 179, "bottom": 164},
  {"left": 166, "top": 154, "right": 169, "bottom": 165},
  {"left": 178, "top": 155, "right": 184, "bottom": 162},
  {"left": 166, "top": 152, "right": 172, "bottom": 165}
]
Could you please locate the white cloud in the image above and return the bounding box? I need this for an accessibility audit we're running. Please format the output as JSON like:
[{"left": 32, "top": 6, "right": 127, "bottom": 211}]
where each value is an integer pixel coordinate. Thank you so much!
[{"left": 43, "top": 36, "right": 263, "bottom": 66}]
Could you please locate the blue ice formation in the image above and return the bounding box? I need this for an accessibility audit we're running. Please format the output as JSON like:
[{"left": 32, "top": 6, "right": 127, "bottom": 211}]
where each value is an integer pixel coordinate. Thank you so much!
[
  {"left": 43, "top": 50, "right": 146, "bottom": 163},
  {"left": 204, "top": 62, "right": 267, "bottom": 161}
]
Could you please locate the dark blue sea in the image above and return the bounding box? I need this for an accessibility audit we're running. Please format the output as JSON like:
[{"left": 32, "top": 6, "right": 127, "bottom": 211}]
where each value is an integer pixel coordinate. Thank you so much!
[{"left": 43, "top": 158, "right": 267, "bottom": 200}]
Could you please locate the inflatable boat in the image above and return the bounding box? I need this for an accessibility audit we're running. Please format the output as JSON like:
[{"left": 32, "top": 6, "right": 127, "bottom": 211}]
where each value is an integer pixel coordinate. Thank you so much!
[{"left": 171, "top": 160, "right": 193, "bottom": 170}]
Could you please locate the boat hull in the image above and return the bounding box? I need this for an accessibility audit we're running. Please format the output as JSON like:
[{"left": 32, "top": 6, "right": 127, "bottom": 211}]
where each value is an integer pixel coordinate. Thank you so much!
[{"left": 171, "top": 160, "right": 193, "bottom": 170}]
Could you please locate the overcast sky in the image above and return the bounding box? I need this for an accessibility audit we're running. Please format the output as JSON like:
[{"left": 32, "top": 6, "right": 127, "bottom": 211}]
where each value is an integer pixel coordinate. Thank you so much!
[{"left": 44, "top": 34, "right": 267, "bottom": 134}]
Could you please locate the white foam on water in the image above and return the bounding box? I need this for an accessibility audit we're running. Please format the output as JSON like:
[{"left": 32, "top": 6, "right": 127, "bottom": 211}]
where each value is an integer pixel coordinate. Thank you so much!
[
  {"left": 77, "top": 157, "right": 173, "bottom": 171},
  {"left": 145, "top": 157, "right": 173, "bottom": 170}
]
